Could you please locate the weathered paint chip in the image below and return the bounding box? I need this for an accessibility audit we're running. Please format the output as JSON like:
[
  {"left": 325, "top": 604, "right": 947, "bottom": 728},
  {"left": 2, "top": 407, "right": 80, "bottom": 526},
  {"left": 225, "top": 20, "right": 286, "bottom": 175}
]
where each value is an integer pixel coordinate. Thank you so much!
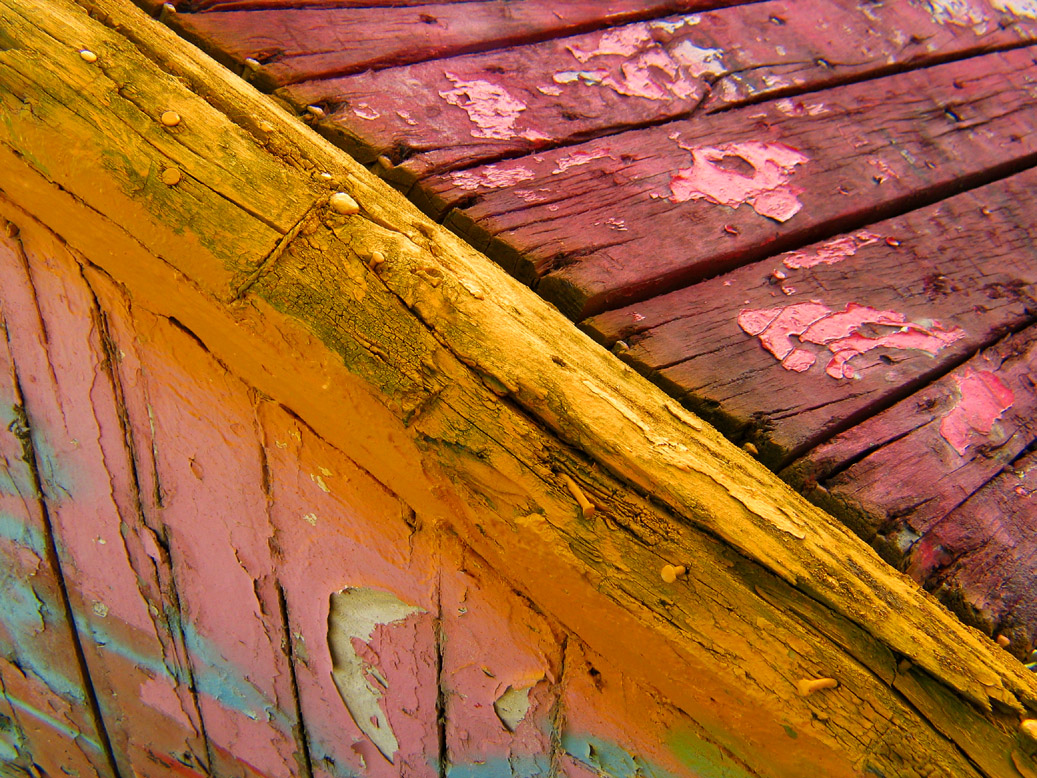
[
  {"left": 450, "top": 165, "right": 536, "bottom": 191},
  {"left": 668, "top": 139, "right": 808, "bottom": 222},
  {"left": 939, "top": 368, "right": 1014, "bottom": 455},
  {"left": 781, "top": 231, "right": 882, "bottom": 269},
  {"left": 492, "top": 685, "right": 532, "bottom": 732},
  {"left": 738, "top": 302, "right": 965, "bottom": 378},
  {"left": 327, "top": 587, "right": 423, "bottom": 762},
  {"left": 440, "top": 73, "right": 528, "bottom": 140}
]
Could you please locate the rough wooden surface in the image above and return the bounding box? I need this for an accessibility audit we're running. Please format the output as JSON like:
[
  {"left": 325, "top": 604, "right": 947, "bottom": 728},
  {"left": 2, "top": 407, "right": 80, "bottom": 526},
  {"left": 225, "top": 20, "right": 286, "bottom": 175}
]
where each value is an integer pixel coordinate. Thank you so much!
[
  {"left": 4, "top": 0, "right": 1037, "bottom": 776},
  {"left": 584, "top": 168, "right": 1037, "bottom": 465},
  {"left": 780, "top": 328, "right": 1037, "bottom": 650},
  {"left": 171, "top": 0, "right": 744, "bottom": 88},
  {"left": 280, "top": 0, "right": 1037, "bottom": 184},
  {"left": 426, "top": 45, "right": 1037, "bottom": 317}
]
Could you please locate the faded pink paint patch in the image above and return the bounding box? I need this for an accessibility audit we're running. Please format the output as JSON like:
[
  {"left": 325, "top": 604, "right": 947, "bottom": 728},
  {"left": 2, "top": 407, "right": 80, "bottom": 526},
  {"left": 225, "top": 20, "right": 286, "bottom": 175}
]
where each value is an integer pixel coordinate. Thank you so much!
[
  {"left": 568, "top": 24, "right": 654, "bottom": 62},
  {"left": 669, "top": 140, "right": 808, "bottom": 222},
  {"left": 939, "top": 368, "right": 1015, "bottom": 455},
  {"left": 553, "top": 148, "right": 615, "bottom": 174},
  {"left": 555, "top": 22, "right": 714, "bottom": 102},
  {"left": 738, "top": 302, "right": 965, "bottom": 379},
  {"left": 781, "top": 231, "right": 882, "bottom": 269},
  {"left": 440, "top": 73, "right": 527, "bottom": 140},
  {"left": 450, "top": 165, "right": 536, "bottom": 191}
]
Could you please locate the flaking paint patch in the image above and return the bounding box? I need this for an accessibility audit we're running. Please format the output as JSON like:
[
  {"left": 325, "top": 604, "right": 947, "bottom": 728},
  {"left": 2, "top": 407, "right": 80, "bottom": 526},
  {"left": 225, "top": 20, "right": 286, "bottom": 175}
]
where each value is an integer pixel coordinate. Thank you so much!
[
  {"left": 992, "top": 0, "right": 1037, "bottom": 17},
  {"left": 923, "top": 0, "right": 990, "bottom": 30},
  {"left": 450, "top": 166, "right": 536, "bottom": 191},
  {"left": 939, "top": 368, "right": 1015, "bottom": 455},
  {"left": 440, "top": 73, "right": 528, "bottom": 141},
  {"left": 781, "top": 231, "right": 882, "bottom": 270},
  {"left": 492, "top": 685, "right": 532, "bottom": 732},
  {"left": 668, "top": 139, "right": 808, "bottom": 222},
  {"left": 553, "top": 149, "right": 616, "bottom": 175},
  {"left": 327, "top": 587, "right": 423, "bottom": 763},
  {"left": 554, "top": 22, "right": 715, "bottom": 102},
  {"left": 738, "top": 302, "right": 965, "bottom": 378}
]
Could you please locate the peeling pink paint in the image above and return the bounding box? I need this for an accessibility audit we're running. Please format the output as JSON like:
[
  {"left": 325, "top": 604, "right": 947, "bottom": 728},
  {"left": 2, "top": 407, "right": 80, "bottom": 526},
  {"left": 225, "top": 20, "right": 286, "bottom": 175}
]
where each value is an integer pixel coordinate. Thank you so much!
[
  {"left": 567, "top": 24, "right": 654, "bottom": 62},
  {"left": 939, "top": 368, "right": 1015, "bottom": 455},
  {"left": 738, "top": 302, "right": 965, "bottom": 379},
  {"left": 669, "top": 140, "right": 808, "bottom": 222},
  {"left": 781, "top": 231, "right": 883, "bottom": 269},
  {"left": 924, "top": 0, "right": 990, "bottom": 28},
  {"left": 353, "top": 104, "right": 380, "bottom": 120},
  {"left": 993, "top": 0, "right": 1037, "bottom": 18},
  {"left": 440, "top": 73, "right": 527, "bottom": 140},
  {"left": 553, "top": 149, "right": 615, "bottom": 174},
  {"left": 450, "top": 166, "right": 536, "bottom": 191},
  {"left": 554, "top": 22, "right": 715, "bottom": 102}
]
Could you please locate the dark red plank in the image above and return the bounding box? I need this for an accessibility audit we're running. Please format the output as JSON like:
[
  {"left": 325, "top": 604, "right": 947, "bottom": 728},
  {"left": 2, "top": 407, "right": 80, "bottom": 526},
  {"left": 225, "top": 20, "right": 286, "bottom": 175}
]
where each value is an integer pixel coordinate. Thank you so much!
[
  {"left": 584, "top": 168, "right": 1037, "bottom": 465},
  {"left": 908, "top": 450, "right": 1037, "bottom": 653},
  {"left": 285, "top": 0, "right": 1037, "bottom": 182},
  {"left": 196, "top": 0, "right": 489, "bottom": 11},
  {"left": 424, "top": 46, "right": 1037, "bottom": 317},
  {"left": 172, "top": 0, "right": 743, "bottom": 86},
  {"left": 780, "top": 328, "right": 1037, "bottom": 646}
]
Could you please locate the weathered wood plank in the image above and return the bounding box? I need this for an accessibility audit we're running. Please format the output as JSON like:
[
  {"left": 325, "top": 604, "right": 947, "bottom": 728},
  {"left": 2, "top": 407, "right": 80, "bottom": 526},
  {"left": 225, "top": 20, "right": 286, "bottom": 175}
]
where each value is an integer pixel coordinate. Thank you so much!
[
  {"left": 285, "top": 0, "right": 1037, "bottom": 184},
  {"left": 0, "top": 243, "right": 113, "bottom": 778},
  {"left": 257, "top": 399, "right": 440, "bottom": 778},
  {"left": 584, "top": 168, "right": 1037, "bottom": 465},
  {"left": 439, "top": 536, "right": 561, "bottom": 778},
  {"left": 8, "top": 2, "right": 1037, "bottom": 775},
  {"left": 427, "top": 46, "right": 1037, "bottom": 317},
  {"left": 0, "top": 207, "right": 212, "bottom": 778},
  {"left": 913, "top": 449, "right": 1037, "bottom": 653},
  {"left": 782, "top": 327, "right": 1037, "bottom": 644},
  {"left": 171, "top": 0, "right": 747, "bottom": 87},
  {"left": 98, "top": 301, "right": 304, "bottom": 777},
  {"left": 0, "top": 0, "right": 318, "bottom": 300}
]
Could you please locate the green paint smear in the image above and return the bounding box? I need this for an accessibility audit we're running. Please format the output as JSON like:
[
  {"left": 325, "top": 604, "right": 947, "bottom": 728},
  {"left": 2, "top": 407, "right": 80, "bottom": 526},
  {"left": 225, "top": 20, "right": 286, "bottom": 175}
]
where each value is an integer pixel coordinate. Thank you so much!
[{"left": 666, "top": 725, "right": 756, "bottom": 778}]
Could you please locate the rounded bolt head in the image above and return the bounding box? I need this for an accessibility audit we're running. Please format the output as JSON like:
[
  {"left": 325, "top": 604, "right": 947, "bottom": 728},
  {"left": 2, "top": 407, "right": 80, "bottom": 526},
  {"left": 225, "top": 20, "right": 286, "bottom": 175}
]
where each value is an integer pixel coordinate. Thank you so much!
[
  {"left": 160, "top": 111, "right": 181, "bottom": 127},
  {"left": 244, "top": 57, "right": 261, "bottom": 71},
  {"left": 997, "top": 634, "right": 1011, "bottom": 648},
  {"left": 160, "top": 167, "right": 182, "bottom": 186},
  {"left": 79, "top": 49, "right": 98, "bottom": 63},
  {"left": 660, "top": 564, "right": 686, "bottom": 584},
  {"left": 1021, "top": 719, "right": 1037, "bottom": 743},
  {"left": 306, "top": 105, "right": 325, "bottom": 119},
  {"left": 329, "top": 192, "right": 360, "bottom": 216}
]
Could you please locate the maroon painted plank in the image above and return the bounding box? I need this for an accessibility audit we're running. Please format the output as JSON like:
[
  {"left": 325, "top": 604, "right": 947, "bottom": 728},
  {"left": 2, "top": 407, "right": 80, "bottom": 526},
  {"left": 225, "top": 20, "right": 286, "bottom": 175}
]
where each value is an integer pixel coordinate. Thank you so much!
[
  {"left": 197, "top": 0, "right": 490, "bottom": 10},
  {"left": 908, "top": 449, "right": 1037, "bottom": 652},
  {"left": 171, "top": 0, "right": 745, "bottom": 86},
  {"left": 583, "top": 168, "right": 1037, "bottom": 466},
  {"left": 424, "top": 46, "right": 1037, "bottom": 318},
  {"left": 780, "top": 328, "right": 1037, "bottom": 644},
  {"left": 286, "top": 0, "right": 1037, "bottom": 182}
]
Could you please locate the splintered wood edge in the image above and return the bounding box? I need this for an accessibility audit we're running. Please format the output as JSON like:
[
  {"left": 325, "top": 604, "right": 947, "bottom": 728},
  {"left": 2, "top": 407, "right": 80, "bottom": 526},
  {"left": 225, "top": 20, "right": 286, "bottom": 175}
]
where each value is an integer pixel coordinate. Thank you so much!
[{"left": 6, "top": 0, "right": 1037, "bottom": 773}]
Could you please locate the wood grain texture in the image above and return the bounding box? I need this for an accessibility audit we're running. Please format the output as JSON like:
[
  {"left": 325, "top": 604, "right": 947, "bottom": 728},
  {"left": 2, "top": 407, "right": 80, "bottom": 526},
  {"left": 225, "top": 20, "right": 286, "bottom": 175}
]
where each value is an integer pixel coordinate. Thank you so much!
[
  {"left": 426, "top": 46, "right": 1037, "bottom": 317},
  {"left": 172, "top": 0, "right": 746, "bottom": 87},
  {"left": 284, "top": 0, "right": 1037, "bottom": 183},
  {"left": 0, "top": 0, "right": 318, "bottom": 300},
  {"left": 0, "top": 209, "right": 212, "bottom": 778},
  {"left": 584, "top": 168, "right": 1037, "bottom": 465},
  {"left": 781, "top": 327, "right": 1037, "bottom": 646},
  {"left": 6, "top": 1, "right": 1037, "bottom": 775}
]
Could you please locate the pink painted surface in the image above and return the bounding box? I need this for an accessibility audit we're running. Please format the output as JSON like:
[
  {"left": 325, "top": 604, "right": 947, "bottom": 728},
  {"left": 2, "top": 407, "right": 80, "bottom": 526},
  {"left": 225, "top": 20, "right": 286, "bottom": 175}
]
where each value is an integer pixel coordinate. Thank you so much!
[
  {"left": 738, "top": 302, "right": 965, "bottom": 379},
  {"left": 667, "top": 140, "right": 808, "bottom": 222},
  {"left": 0, "top": 219, "right": 204, "bottom": 776},
  {"left": 259, "top": 401, "right": 439, "bottom": 778},
  {"left": 781, "top": 231, "right": 882, "bottom": 270},
  {"left": 102, "top": 305, "right": 301, "bottom": 777},
  {"left": 939, "top": 368, "right": 1015, "bottom": 456},
  {"left": 440, "top": 538, "right": 560, "bottom": 774}
]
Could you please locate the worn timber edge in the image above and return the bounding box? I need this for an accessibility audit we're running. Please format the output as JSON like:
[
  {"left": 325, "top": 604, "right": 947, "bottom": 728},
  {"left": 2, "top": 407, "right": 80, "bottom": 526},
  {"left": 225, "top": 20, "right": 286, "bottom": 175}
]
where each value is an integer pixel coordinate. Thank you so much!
[{"left": 3, "top": 1, "right": 1037, "bottom": 775}]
